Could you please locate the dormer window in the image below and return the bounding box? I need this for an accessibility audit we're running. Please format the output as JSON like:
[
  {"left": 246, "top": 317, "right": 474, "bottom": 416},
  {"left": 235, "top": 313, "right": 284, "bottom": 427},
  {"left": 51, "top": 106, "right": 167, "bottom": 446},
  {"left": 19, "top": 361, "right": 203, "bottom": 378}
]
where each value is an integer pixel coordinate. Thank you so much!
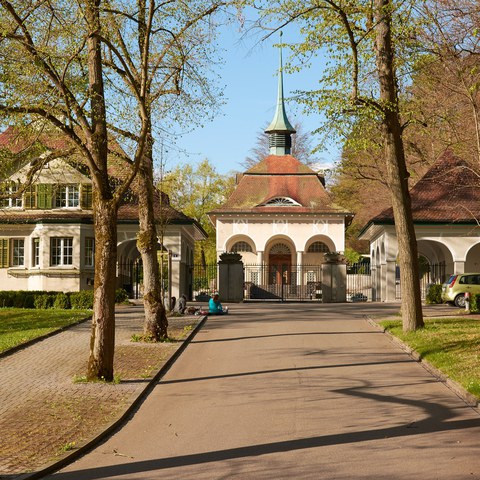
[
  {"left": 55, "top": 185, "right": 80, "bottom": 208},
  {"left": 0, "top": 182, "right": 22, "bottom": 209},
  {"left": 260, "top": 197, "right": 301, "bottom": 207}
]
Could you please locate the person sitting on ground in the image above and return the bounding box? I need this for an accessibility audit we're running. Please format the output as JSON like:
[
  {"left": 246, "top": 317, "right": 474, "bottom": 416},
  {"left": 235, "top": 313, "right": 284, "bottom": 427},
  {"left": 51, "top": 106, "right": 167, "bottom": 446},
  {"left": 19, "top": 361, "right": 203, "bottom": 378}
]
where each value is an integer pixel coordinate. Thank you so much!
[
  {"left": 177, "top": 294, "right": 187, "bottom": 314},
  {"left": 208, "top": 293, "right": 228, "bottom": 315}
]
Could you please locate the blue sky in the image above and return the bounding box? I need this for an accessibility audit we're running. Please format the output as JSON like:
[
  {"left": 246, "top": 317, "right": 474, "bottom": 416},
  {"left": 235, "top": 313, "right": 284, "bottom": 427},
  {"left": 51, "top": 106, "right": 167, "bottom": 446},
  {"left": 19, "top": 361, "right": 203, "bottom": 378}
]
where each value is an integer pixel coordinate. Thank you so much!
[{"left": 166, "top": 23, "right": 341, "bottom": 176}]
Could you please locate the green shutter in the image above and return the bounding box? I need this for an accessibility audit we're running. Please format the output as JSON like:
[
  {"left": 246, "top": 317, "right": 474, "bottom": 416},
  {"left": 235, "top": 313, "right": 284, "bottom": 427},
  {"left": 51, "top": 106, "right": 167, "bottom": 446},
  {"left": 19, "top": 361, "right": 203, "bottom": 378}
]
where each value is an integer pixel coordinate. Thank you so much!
[
  {"left": 0, "top": 239, "right": 9, "bottom": 268},
  {"left": 37, "top": 184, "right": 53, "bottom": 209},
  {"left": 81, "top": 184, "right": 93, "bottom": 209},
  {"left": 24, "top": 185, "right": 37, "bottom": 209}
]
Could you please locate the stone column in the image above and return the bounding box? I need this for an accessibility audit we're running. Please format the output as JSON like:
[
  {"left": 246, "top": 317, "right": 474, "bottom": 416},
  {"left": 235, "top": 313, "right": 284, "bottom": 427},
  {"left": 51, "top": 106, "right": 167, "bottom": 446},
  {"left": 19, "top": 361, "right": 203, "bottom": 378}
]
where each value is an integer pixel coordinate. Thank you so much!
[
  {"left": 453, "top": 260, "right": 466, "bottom": 274},
  {"left": 296, "top": 251, "right": 303, "bottom": 286},
  {"left": 218, "top": 252, "right": 244, "bottom": 302},
  {"left": 385, "top": 260, "right": 397, "bottom": 302},
  {"left": 321, "top": 253, "right": 347, "bottom": 303}
]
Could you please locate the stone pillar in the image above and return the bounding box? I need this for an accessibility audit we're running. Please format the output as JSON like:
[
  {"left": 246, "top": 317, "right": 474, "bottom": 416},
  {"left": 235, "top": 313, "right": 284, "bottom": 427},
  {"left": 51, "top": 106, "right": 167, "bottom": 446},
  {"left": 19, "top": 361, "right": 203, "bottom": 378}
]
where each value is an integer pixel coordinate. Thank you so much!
[
  {"left": 218, "top": 252, "right": 244, "bottom": 302},
  {"left": 296, "top": 251, "right": 303, "bottom": 286},
  {"left": 453, "top": 261, "right": 466, "bottom": 274},
  {"left": 385, "top": 260, "right": 397, "bottom": 302},
  {"left": 321, "top": 253, "right": 347, "bottom": 303}
]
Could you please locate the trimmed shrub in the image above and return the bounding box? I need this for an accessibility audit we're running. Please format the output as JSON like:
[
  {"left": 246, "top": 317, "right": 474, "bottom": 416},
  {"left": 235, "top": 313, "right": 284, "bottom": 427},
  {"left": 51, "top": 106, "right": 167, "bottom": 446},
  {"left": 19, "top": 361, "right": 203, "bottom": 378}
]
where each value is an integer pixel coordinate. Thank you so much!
[
  {"left": 70, "top": 290, "right": 94, "bottom": 309},
  {"left": 34, "top": 294, "right": 55, "bottom": 309},
  {"left": 115, "top": 288, "right": 129, "bottom": 304},
  {"left": 54, "top": 292, "right": 71, "bottom": 309},
  {"left": 426, "top": 284, "right": 443, "bottom": 304},
  {"left": 470, "top": 294, "right": 480, "bottom": 313}
]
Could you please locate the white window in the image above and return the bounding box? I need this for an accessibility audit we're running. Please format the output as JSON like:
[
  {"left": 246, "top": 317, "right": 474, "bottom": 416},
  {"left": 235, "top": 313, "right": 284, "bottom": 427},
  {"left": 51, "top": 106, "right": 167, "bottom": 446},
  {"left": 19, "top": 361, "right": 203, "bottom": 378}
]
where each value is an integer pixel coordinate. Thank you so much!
[
  {"left": 232, "top": 241, "right": 253, "bottom": 253},
  {"left": 260, "top": 197, "right": 301, "bottom": 207},
  {"left": 307, "top": 241, "right": 330, "bottom": 253},
  {"left": 11, "top": 239, "right": 25, "bottom": 266},
  {"left": 85, "top": 237, "right": 95, "bottom": 267},
  {"left": 55, "top": 185, "right": 79, "bottom": 208},
  {"left": 1, "top": 183, "right": 23, "bottom": 208},
  {"left": 51, "top": 237, "right": 73, "bottom": 266},
  {"left": 32, "top": 238, "right": 40, "bottom": 267}
]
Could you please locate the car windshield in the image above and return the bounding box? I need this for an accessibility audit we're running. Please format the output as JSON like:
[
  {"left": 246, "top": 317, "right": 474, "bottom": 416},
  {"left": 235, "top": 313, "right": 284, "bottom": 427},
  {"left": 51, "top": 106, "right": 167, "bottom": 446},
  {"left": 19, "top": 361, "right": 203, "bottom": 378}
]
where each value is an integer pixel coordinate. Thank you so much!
[{"left": 446, "top": 275, "right": 457, "bottom": 285}]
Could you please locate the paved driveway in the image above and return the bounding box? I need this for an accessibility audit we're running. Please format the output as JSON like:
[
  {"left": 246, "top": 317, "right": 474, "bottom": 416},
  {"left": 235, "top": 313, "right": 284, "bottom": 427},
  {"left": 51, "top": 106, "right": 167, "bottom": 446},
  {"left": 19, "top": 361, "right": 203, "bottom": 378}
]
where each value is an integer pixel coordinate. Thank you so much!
[{"left": 49, "top": 303, "right": 480, "bottom": 480}]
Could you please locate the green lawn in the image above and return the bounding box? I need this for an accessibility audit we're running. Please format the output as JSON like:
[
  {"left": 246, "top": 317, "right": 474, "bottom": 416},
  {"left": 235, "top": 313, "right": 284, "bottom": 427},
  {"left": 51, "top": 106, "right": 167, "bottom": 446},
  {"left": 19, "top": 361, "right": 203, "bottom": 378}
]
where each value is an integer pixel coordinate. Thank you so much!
[
  {"left": 381, "top": 317, "right": 480, "bottom": 397},
  {"left": 0, "top": 308, "right": 91, "bottom": 354}
]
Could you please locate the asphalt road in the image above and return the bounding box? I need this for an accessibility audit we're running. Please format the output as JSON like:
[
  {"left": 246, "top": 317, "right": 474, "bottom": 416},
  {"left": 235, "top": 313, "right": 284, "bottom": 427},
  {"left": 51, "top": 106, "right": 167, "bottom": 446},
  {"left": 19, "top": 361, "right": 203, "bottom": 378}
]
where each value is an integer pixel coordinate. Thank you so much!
[{"left": 48, "top": 303, "right": 480, "bottom": 480}]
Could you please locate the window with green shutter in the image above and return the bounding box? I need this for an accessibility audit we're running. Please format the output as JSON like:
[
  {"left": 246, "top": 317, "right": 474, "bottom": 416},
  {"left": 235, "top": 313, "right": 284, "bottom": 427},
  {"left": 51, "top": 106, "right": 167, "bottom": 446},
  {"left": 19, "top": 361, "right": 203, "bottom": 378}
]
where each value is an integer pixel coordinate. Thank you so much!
[
  {"left": 0, "top": 239, "right": 9, "bottom": 268},
  {"left": 24, "top": 185, "right": 37, "bottom": 209},
  {"left": 37, "top": 184, "right": 53, "bottom": 209}
]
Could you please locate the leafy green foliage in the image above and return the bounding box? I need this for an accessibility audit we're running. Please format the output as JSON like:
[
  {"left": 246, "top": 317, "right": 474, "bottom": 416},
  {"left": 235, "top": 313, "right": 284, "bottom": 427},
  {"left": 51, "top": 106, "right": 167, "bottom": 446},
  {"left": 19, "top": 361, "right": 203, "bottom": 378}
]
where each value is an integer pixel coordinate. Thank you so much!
[
  {"left": 425, "top": 284, "right": 443, "bottom": 304},
  {"left": 54, "top": 292, "right": 71, "bottom": 310},
  {"left": 34, "top": 294, "right": 55, "bottom": 310},
  {"left": 160, "top": 159, "right": 235, "bottom": 263},
  {"left": 115, "top": 288, "right": 129, "bottom": 304},
  {"left": 69, "top": 291, "right": 94, "bottom": 310},
  {"left": 470, "top": 294, "right": 480, "bottom": 313}
]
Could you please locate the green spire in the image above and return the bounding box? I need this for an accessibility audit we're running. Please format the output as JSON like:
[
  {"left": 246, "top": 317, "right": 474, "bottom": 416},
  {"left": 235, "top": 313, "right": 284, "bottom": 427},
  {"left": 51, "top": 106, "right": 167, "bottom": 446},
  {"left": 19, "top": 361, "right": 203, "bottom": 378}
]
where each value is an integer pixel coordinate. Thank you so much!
[{"left": 265, "top": 31, "right": 295, "bottom": 142}]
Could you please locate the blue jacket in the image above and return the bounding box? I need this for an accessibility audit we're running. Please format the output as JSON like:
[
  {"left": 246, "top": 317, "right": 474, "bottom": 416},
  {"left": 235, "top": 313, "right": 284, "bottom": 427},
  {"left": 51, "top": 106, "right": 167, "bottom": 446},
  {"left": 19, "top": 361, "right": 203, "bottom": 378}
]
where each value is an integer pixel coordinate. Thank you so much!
[{"left": 209, "top": 297, "right": 223, "bottom": 314}]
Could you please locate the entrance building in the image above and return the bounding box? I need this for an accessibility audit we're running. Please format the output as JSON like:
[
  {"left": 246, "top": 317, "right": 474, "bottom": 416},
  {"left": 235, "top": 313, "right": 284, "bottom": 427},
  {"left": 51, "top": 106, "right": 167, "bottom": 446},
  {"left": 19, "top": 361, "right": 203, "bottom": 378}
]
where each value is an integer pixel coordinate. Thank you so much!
[{"left": 208, "top": 46, "right": 352, "bottom": 301}]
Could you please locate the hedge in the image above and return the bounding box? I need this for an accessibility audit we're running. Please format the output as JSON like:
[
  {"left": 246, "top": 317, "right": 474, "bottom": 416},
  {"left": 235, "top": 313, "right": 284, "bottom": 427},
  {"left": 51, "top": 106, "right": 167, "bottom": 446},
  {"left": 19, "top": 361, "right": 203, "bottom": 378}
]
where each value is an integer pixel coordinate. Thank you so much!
[
  {"left": 0, "top": 288, "right": 129, "bottom": 310},
  {"left": 425, "top": 284, "right": 443, "bottom": 304}
]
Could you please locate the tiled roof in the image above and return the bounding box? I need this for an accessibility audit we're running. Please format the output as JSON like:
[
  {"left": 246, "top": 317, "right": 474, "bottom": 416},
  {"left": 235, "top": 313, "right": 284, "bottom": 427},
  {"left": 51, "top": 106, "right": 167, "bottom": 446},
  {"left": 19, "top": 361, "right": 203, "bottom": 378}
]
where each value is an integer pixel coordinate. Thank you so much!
[
  {"left": 367, "top": 150, "right": 480, "bottom": 224},
  {"left": 0, "top": 128, "right": 205, "bottom": 235},
  {"left": 212, "top": 155, "right": 348, "bottom": 215},
  {"left": 0, "top": 192, "right": 201, "bottom": 228},
  {"left": 0, "top": 126, "right": 72, "bottom": 154}
]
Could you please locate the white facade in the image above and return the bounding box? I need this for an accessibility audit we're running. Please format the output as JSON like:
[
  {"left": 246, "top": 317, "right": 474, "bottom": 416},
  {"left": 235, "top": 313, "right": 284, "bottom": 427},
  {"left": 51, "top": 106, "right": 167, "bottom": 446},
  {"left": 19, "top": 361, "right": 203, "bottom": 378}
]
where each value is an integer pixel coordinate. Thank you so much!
[
  {"left": 364, "top": 224, "right": 480, "bottom": 302},
  {"left": 216, "top": 214, "right": 346, "bottom": 264},
  {"left": 0, "top": 157, "right": 203, "bottom": 299}
]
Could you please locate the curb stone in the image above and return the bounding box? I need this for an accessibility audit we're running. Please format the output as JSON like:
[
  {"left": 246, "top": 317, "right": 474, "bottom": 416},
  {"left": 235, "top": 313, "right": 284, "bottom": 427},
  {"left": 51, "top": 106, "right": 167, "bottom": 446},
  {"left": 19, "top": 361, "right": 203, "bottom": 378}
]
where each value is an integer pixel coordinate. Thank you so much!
[
  {"left": 365, "top": 315, "right": 480, "bottom": 409},
  {"left": 14, "top": 314, "right": 208, "bottom": 480}
]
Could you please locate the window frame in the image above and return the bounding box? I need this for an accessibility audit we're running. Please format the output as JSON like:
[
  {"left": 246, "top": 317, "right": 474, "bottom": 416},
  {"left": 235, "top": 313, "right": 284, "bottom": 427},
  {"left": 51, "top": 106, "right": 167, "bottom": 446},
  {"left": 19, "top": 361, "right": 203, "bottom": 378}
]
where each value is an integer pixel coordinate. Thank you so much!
[
  {"left": 50, "top": 237, "right": 73, "bottom": 266},
  {"left": 84, "top": 237, "right": 95, "bottom": 267},
  {"left": 32, "top": 237, "right": 40, "bottom": 267},
  {"left": 11, "top": 238, "right": 25, "bottom": 266},
  {"left": 55, "top": 185, "right": 80, "bottom": 208}
]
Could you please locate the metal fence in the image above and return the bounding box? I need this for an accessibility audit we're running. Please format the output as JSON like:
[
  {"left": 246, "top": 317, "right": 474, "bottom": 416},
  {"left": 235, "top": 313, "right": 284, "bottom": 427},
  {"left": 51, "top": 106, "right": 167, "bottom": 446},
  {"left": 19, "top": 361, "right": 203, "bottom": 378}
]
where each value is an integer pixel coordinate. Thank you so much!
[
  {"left": 192, "top": 263, "right": 218, "bottom": 300},
  {"left": 395, "top": 262, "right": 447, "bottom": 300},
  {"left": 346, "top": 262, "right": 372, "bottom": 302},
  {"left": 243, "top": 264, "right": 323, "bottom": 301}
]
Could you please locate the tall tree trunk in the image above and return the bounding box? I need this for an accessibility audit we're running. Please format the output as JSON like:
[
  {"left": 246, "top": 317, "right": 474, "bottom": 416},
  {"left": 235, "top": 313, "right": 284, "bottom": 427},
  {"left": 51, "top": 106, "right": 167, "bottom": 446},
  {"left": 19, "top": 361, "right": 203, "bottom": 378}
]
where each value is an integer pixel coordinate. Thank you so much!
[
  {"left": 87, "top": 198, "right": 118, "bottom": 380},
  {"left": 374, "top": 0, "right": 424, "bottom": 331},
  {"left": 137, "top": 133, "right": 168, "bottom": 340},
  {"left": 85, "top": 0, "right": 119, "bottom": 379}
]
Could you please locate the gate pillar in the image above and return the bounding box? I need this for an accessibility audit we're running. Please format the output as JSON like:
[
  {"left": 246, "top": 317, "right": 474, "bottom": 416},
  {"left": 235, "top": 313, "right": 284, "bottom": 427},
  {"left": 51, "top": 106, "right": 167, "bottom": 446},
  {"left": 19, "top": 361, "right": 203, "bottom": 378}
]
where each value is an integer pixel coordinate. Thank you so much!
[
  {"left": 218, "top": 252, "right": 244, "bottom": 302},
  {"left": 321, "top": 254, "right": 347, "bottom": 303}
]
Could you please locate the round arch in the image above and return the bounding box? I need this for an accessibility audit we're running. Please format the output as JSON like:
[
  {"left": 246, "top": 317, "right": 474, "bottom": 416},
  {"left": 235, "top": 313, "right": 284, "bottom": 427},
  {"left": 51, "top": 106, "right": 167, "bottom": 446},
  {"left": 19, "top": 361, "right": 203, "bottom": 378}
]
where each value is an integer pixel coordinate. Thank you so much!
[
  {"left": 265, "top": 235, "right": 296, "bottom": 285},
  {"left": 465, "top": 242, "right": 480, "bottom": 272},
  {"left": 416, "top": 239, "right": 454, "bottom": 283},
  {"left": 304, "top": 235, "right": 336, "bottom": 253},
  {"left": 225, "top": 234, "right": 257, "bottom": 263},
  {"left": 304, "top": 235, "right": 335, "bottom": 265},
  {"left": 225, "top": 234, "right": 257, "bottom": 254}
]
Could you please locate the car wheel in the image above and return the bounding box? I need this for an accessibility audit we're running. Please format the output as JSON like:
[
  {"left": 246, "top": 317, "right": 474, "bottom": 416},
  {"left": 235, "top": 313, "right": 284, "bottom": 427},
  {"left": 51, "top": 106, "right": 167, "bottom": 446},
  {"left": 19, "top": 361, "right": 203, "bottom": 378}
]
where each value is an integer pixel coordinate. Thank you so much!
[{"left": 454, "top": 294, "right": 466, "bottom": 308}]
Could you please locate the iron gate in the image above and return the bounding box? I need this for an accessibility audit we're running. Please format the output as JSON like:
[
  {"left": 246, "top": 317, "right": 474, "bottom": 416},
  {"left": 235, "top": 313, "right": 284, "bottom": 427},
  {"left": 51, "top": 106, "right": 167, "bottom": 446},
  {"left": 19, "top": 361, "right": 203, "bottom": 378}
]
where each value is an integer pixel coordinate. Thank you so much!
[{"left": 243, "top": 264, "right": 323, "bottom": 301}]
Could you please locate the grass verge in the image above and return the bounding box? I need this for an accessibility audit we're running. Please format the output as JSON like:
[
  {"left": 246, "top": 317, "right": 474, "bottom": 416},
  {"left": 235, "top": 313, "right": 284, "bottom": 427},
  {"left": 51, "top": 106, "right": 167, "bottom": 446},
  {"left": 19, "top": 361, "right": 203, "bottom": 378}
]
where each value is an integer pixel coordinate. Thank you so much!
[
  {"left": 0, "top": 308, "right": 91, "bottom": 353},
  {"left": 380, "top": 316, "right": 480, "bottom": 398}
]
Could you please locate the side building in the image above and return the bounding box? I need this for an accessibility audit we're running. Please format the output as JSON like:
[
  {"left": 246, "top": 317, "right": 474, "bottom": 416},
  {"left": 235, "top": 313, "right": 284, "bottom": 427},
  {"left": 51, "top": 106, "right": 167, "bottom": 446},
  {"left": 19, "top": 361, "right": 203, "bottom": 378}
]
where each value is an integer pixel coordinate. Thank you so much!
[
  {"left": 0, "top": 127, "right": 206, "bottom": 299},
  {"left": 359, "top": 150, "right": 480, "bottom": 301}
]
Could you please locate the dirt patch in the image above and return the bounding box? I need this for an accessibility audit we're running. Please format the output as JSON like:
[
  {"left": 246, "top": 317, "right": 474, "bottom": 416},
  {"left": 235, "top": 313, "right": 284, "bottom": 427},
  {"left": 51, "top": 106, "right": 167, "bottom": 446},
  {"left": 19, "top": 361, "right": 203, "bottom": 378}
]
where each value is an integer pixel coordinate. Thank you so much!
[{"left": 0, "top": 315, "right": 202, "bottom": 477}]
